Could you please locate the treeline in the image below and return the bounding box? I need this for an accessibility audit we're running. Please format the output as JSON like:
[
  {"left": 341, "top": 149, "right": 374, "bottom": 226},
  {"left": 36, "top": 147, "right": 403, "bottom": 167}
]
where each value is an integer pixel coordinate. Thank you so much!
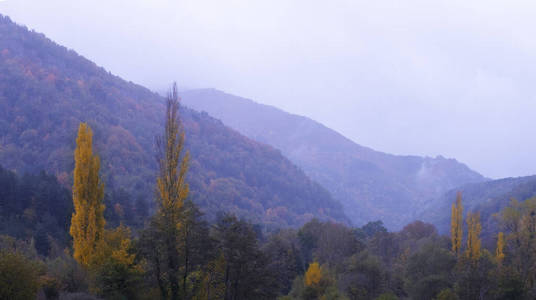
[
  {"left": 2, "top": 174, "right": 536, "bottom": 299},
  {"left": 1, "top": 85, "right": 536, "bottom": 300},
  {"left": 0, "top": 162, "right": 150, "bottom": 299},
  {"left": 0, "top": 165, "right": 149, "bottom": 255},
  {"left": 5, "top": 190, "right": 536, "bottom": 300}
]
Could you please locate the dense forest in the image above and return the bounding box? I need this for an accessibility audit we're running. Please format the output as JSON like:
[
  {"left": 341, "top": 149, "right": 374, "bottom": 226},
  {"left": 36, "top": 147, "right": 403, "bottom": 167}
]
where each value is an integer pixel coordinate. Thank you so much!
[
  {"left": 1, "top": 85, "right": 536, "bottom": 300},
  {"left": 2, "top": 162, "right": 536, "bottom": 299}
]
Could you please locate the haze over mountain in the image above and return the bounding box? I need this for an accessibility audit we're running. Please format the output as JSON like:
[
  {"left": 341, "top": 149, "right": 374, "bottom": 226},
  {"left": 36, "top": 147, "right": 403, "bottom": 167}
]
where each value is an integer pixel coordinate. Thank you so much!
[
  {"left": 180, "top": 89, "right": 487, "bottom": 229},
  {"left": 0, "top": 15, "right": 347, "bottom": 227},
  {"left": 2, "top": 0, "right": 535, "bottom": 179},
  {"left": 2, "top": 3, "right": 536, "bottom": 300}
]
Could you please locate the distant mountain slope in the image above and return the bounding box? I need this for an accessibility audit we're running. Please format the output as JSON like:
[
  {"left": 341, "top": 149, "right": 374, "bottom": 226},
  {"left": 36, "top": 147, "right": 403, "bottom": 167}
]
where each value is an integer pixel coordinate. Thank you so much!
[
  {"left": 420, "top": 176, "right": 536, "bottom": 237},
  {"left": 180, "top": 88, "right": 487, "bottom": 229},
  {"left": 0, "top": 15, "right": 347, "bottom": 227}
]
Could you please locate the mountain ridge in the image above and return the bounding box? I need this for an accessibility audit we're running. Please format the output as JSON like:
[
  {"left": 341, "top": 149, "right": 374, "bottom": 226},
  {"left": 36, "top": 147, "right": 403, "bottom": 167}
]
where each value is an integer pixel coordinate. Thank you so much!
[
  {"left": 0, "top": 14, "right": 348, "bottom": 227},
  {"left": 179, "top": 88, "right": 487, "bottom": 229}
]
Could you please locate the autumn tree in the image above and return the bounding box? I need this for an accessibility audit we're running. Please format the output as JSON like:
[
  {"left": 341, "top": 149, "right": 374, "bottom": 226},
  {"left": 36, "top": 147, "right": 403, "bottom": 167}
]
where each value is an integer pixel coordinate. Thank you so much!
[
  {"left": 149, "top": 83, "right": 190, "bottom": 300},
  {"left": 94, "top": 225, "right": 142, "bottom": 298},
  {"left": 502, "top": 197, "right": 536, "bottom": 292},
  {"left": 305, "top": 262, "right": 322, "bottom": 287},
  {"left": 465, "top": 212, "right": 481, "bottom": 262},
  {"left": 496, "top": 232, "right": 505, "bottom": 266},
  {"left": 70, "top": 122, "right": 105, "bottom": 267},
  {"left": 301, "top": 261, "right": 342, "bottom": 299},
  {"left": 450, "top": 192, "right": 463, "bottom": 256}
]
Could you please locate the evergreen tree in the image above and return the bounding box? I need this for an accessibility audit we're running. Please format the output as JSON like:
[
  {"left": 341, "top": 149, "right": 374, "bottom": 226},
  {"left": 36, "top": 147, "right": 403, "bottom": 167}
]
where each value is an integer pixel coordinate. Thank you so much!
[{"left": 70, "top": 123, "right": 105, "bottom": 267}]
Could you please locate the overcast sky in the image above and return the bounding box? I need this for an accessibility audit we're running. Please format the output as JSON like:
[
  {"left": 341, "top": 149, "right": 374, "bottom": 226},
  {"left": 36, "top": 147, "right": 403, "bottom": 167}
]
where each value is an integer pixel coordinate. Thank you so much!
[{"left": 1, "top": 0, "right": 535, "bottom": 179}]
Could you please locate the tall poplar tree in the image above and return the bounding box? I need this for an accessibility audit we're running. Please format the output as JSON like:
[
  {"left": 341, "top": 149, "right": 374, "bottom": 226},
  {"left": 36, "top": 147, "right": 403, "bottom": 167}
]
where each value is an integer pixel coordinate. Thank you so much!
[
  {"left": 450, "top": 192, "right": 463, "bottom": 256},
  {"left": 70, "top": 123, "right": 105, "bottom": 267},
  {"left": 153, "top": 82, "right": 190, "bottom": 300},
  {"left": 466, "top": 212, "right": 482, "bottom": 261}
]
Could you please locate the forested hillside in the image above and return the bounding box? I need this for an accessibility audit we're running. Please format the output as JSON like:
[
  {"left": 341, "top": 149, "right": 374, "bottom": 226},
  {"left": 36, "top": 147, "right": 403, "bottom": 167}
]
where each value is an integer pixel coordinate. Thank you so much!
[
  {"left": 0, "top": 14, "right": 347, "bottom": 227},
  {"left": 3, "top": 157, "right": 535, "bottom": 300},
  {"left": 421, "top": 175, "right": 536, "bottom": 239},
  {"left": 180, "top": 89, "right": 487, "bottom": 229},
  {"left": 2, "top": 10, "right": 536, "bottom": 300}
]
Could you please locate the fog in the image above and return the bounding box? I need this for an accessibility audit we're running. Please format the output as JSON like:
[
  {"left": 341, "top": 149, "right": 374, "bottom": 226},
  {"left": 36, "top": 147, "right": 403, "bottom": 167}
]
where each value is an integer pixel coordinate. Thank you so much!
[{"left": 1, "top": 0, "right": 535, "bottom": 179}]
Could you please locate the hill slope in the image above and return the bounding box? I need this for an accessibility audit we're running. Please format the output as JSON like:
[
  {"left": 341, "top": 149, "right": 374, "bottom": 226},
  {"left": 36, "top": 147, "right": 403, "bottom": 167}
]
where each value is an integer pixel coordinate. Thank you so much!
[
  {"left": 0, "top": 15, "right": 347, "bottom": 227},
  {"left": 420, "top": 175, "right": 536, "bottom": 237},
  {"left": 180, "top": 88, "right": 487, "bottom": 229}
]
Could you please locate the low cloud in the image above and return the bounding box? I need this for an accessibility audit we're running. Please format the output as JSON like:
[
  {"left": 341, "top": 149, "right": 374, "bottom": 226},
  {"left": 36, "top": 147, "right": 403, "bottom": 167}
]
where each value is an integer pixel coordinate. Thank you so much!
[{"left": 1, "top": 0, "right": 535, "bottom": 178}]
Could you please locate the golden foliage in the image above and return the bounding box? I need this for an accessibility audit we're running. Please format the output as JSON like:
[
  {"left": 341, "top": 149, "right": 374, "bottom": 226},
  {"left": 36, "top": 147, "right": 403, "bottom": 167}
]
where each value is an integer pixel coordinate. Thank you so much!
[
  {"left": 496, "top": 232, "right": 505, "bottom": 265},
  {"left": 465, "top": 212, "right": 482, "bottom": 261},
  {"left": 90, "top": 226, "right": 143, "bottom": 297},
  {"left": 305, "top": 262, "right": 322, "bottom": 287},
  {"left": 152, "top": 83, "right": 190, "bottom": 300},
  {"left": 498, "top": 197, "right": 536, "bottom": 291},
  {"left": 155, "top": 85, "right": 190, "bottom": 227},
  {"left": 70, "top": 123, "right": 105, "bottom": 267},
  {"left": 450, "top": 192, "right": 463, "bottom": 255},
  {"left": 102, "top": 225, "right": 136, "bottom": 267}
]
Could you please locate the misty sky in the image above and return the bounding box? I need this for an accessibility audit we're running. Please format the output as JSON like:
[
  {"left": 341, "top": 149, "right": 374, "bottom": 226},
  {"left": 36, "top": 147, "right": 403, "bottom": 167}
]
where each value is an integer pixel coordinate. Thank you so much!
[{"left": 1, "top": 0, "right": 535, "bottom": 179}]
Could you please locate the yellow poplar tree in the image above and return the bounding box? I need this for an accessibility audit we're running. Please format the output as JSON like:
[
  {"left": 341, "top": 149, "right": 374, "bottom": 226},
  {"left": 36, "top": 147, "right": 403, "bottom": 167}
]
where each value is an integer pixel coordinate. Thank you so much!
[
  {"left": 70, "top": 123, "right": 105, "bottom": 267},
  {"left": 466, "top": 212, "right": 482, "bottom": 261},
  {"left": 156, "top": 84, "right": 189, "bottom": 226},
  {"left": 451, "top": 192, "right": 463, "bottom": 256},
  {"left": 496, "top": 231, "right": 505, "bottom": 265},
  {"left": 305, "top": 262, "right": 322, "bottom": 287},
  {"left": 154, "top": 83, "right": 190, "bottom": 300}
]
